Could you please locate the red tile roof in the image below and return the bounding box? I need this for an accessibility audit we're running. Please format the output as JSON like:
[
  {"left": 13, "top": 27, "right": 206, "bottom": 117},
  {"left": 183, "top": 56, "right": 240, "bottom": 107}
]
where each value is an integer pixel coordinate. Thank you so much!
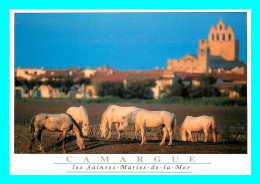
[
  {"left": 91, "top": 71, "right": 132, "bottom": 82},
  {"left": 214, "top": 82, "right": 244, "bottom": 90},
  {"left": 73, "top": 72, "right": 85, "bottom": 80},
  {"left": 15, "top": 76, "right": 26, "bottom": 81},
  {"left": 175, "top": 72, "right": 247, "bottom": 82},
  {"left": 214, "top": 73, "right": 247, "bottom": 82},
  {"left": 36, "top": 69, "right": 69, "bottom": 79},
  {"left": 126, "top": 70, "right": 161, "bottom": 81},
  {"left": 175, "top": 72, "right": 204, "bottom": 80}
]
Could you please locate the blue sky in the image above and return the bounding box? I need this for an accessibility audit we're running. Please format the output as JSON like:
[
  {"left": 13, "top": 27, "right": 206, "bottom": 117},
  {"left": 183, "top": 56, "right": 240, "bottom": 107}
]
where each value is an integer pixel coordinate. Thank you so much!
[{"left": 15, "top": 12, "right": 247, "bottom": 70}]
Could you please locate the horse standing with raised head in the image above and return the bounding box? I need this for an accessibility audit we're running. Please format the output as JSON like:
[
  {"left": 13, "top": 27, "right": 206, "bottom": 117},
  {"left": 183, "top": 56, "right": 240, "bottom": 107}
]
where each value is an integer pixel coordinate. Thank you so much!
[
  {"left": 66, "top": 106, "right": 90, "bottom": 137},
  {"left": 119, "top": 109, "right": 177, "bottom": 145},
  {"left": 27, "top": 113, "right": 85, "bottom": 153},
  {"left": 100, "top": 105, "right": 140, "bottom": 140},
  {"left": 180, "top": 115, "right": 216, "bottom": 142}
]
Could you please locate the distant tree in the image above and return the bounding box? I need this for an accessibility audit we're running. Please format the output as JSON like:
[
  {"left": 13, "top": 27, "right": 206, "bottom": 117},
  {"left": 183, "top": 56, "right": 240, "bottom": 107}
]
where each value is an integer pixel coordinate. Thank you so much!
[
  {"left": 195, "top": 74, "right": 220, "bottom": 98},
  {"left": 27, "top": 79, "right": 42, "bottom": 89},
  {"left": 125, "top": 80, "right": 156, "bottom": 99},
  {"left": 188, "top": 86, "right": 204, "bottom": 98},
  {"left": 45, "top": 77, "right": 63, "bottom": 89},
  {"left": 164, "top": 79, "right": 189, "bottom": 98},
  {"left": 63, "top": 77, "right": 74, "bottom": 94},
  {"left": 15, "top": 77, "right": 23, "bottom": 86},
  {"left": 230, "top": 84, "right": 247, "bottom": 98},
  {"left": 15, "top": 78, "right": 42, "bottom": 90},
  {"left": 199, "top": 74, "right": 217, "bottom": 87},
  {"left": 239, "top": 84, "right": 247, "bottom": 98},
  {"left": 96, "top": 81, "right": 125, "bottom": 98},
  {"left": 75, "top": 78, "right": 91, "bottom": 86}
]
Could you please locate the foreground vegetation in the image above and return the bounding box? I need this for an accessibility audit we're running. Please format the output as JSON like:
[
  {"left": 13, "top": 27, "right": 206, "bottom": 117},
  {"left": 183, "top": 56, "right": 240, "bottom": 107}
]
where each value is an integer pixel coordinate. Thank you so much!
[{"left": 16, "top": 96, "right": 247, "bottom": 106}]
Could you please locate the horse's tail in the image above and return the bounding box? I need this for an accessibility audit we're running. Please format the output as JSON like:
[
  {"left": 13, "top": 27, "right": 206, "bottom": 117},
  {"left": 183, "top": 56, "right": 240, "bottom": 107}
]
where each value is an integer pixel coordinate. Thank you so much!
[
  {"left": 30, "top": 116, "right": 35, "bottom": 134},
  {"left": 211, "top": 116, "right": 217, "bottom": 142}
]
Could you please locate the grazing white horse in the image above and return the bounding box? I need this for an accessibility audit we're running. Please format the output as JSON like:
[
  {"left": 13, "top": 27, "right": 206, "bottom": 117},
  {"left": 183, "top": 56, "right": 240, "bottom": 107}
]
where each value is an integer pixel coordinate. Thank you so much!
[
  {"left": 180, "top": 115, "right": 216, "bottom": 142},
  {"left": 100, "top": 105, "right": 139, "bottom": 140},
  {"left": 119, "top": 109, "right": 177, "bottom": 145},
  {"left": 66, "top": 106, "right": 90, "bottom": 137},
  {"left": 28, "top": 113, "right": 85, "bottom": 153}
]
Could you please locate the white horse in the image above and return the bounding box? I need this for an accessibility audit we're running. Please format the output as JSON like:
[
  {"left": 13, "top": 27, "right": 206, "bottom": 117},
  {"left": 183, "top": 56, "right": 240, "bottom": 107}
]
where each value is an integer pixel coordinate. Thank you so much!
[
  {"left": 100, "top": 105, "right": 139, "bottom": 140},
  {"left": 180, "top": 115, "right": 216, "bottom": 142},
  {"left": 66, "top": 106, "right": 90, "bottom": 137},
  {"left": 27, "top": 113, "right": 85, "bottom": 153},
  {"left": 119, "top": 109, "right": 177, "bottom": 145}
]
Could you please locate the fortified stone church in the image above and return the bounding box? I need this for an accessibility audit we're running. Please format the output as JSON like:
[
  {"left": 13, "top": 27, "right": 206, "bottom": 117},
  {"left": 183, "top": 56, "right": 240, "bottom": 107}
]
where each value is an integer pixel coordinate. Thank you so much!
[{"left": 167, "top": 19, "right": 246, "bottom": 73}]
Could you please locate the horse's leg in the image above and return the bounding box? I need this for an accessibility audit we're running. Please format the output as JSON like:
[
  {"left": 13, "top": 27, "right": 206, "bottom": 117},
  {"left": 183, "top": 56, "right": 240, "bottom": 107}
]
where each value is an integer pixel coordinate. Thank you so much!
[
  {"left": 54, "top": 132, "right": 62, "bottom": 150},
  {"left": 27, "top": 131, "right": 37, "bottom": 152},
  {"left": 187, "top": 130, "right": 193, "bottom": 142},
  {"left": 137, "top": 129, "right": 141, "bottom": 140},
  {"left": 166, "top": 125, "right": 173, "bottom": 146},
  {"left": 37, "top": 129, "right": 45, "bottom": 153},
  {"left": 106, "top": 121, "right": 112, "bottom": 140},
  {"left": 204, "top": 128, "right": 208, "bottom": 142},
  {"left": 115, "top": 123, "right": 121, "bottom": 140},
  {"left": 62, "top": 131, "right": 67, "bottom": 154},
  {"left": 140, "top": 126, "right": 146, "bottom": 145},
  {"left": 159, "top": 127, "right": 168, "bottom": 145},
  {"left": 131, "top": 125, "right": 138, "bottom": 141}
]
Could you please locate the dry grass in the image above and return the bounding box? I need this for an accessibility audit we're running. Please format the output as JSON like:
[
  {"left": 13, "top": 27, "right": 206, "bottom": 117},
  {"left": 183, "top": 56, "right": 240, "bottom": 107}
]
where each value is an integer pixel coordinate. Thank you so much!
[{"left": 14, "top": 99, "right": 247, "bottom": 154}]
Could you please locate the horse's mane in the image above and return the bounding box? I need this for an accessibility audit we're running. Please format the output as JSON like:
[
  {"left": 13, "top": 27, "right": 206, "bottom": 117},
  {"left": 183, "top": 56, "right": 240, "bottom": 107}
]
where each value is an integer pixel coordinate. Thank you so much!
[
  {"left": 66, "top": 113, "right": 84, "bottom": 138},
  {"left": 125, "top": 109, "right": 140, "bottom": 122}
]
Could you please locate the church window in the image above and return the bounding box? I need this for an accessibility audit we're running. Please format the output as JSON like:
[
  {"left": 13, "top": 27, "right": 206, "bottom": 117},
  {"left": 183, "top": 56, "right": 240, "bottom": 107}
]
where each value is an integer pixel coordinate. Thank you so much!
[
  {"left": 25, "top": 71, "right": 28, "bottom": 74},
  {"left": 229, "top": 33, "right": 232, "bottom": 40},
  {"left": 223, "top": 33, "right": 225, "bottom": 40},
  {"left": 220, "top": 25, "right": 222, "bottom": 30},
  {"left": 217, "top": 33, "right": 219, "bottom": 41},
  {"left": 212, "top": 33, "right": 214, "bottom": 41}
]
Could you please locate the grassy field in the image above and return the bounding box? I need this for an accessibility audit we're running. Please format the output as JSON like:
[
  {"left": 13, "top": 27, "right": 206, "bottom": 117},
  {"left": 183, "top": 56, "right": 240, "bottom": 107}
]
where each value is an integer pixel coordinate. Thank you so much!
[
  {"left": 14, "top": 98, "right": 247, "bottom": 154},
  {"left": 15, "top": 97, "right": 247, "bottom": 128},
  {"left": 15, "top": 96, "right": 247, "bottom": 106}
]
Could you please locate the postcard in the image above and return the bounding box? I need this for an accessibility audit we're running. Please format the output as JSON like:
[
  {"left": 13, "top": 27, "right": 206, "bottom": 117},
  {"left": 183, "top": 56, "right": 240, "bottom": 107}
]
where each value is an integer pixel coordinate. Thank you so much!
[{"left": 10, "top": 9, "right": 251, "bottom": 175}]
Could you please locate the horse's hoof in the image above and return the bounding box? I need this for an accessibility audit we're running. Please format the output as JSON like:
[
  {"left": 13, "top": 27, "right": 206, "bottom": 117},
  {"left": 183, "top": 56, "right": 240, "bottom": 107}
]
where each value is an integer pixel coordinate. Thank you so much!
[{"left": 159, "top": 143, "right": 165, "bottom": 146}]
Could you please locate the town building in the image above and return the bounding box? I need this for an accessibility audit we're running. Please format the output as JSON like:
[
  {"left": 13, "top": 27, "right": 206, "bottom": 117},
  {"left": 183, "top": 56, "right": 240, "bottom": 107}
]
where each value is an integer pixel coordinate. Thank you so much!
[
  {"left": 15, "top": 67, "right": 45, "bottom": 80},
  {"left": 167, "top": 19, "right": 246, "bottom": 73}
]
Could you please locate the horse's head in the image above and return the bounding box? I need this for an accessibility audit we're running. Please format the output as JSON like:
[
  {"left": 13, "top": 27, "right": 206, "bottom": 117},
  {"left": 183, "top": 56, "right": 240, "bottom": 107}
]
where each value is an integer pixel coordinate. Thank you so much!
[
  {"left": 76, "top": 137, "right": 85, "bottom": 150},
  {"left": 119, "top": 116, "right": 129, "bottom": 132},
  {"left": 179, "top": 127, "right": 186, "bottom": 141}
]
